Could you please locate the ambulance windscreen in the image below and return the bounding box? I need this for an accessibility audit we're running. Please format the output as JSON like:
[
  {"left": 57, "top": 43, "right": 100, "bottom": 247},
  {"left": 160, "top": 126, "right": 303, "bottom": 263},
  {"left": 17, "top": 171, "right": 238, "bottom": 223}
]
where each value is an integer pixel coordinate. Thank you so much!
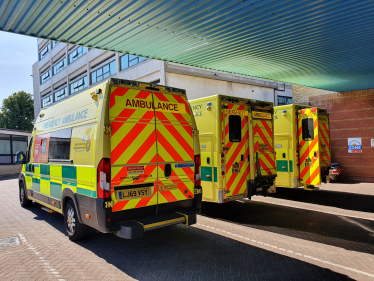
[
  {"left": 229, "top": 115, "right": 242, "bottom": 142},
  {"left": 302, "top": 118, "right": 314, "bottom": 141}
]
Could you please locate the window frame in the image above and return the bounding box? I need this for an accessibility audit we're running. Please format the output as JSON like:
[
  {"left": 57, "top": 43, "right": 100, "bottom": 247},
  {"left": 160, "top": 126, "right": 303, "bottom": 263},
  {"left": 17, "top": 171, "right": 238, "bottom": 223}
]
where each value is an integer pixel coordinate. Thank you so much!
[
  {"left": 302, "top": 118, "right": 314, "bottom": 141},
  {"left": 277, "top": 95, "right": 292, "bottom": 106},
  {"left": 39, "top": 44, "right": 50, "bottom": 60},
  {"left": 0, "top": 134, "right": 28, "bottom": 165},
  {"left": 228, "top": 115, "right": 242, "bottom": 143},
  {"left": 69, "top": 75, "right": 88, "bottom": 95},
  {"left": 68, "top": 46, "right": 87, "bottom": 64},
  {"left": 48, "top": 128, "right": 72, "bottom": 161},
  {"left": 53, "top": 57, "right": 67, "bottom": 75},
  {"left": 91, "top": 60, "right": 116, "bottom": 84},
  {"left": 54, "top": 86, "right": 68, "bottom": 102},
  {"left": 40, "top": 69, "right": 52, "bottom": 84},
  {"left": 41, "top": 94, "right": 53, "bottom": 108},
  {"left": 120, "top": 54, "right": 146, "bottom": 71}
]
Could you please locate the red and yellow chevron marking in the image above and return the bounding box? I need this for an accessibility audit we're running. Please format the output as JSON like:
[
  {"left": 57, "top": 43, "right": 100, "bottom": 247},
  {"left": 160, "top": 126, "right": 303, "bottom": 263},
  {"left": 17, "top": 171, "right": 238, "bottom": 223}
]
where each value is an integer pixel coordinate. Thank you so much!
[
  {"left": 253, "top": 116, "right": 276, "bottom": 177},
  {"left": 298, "top": 108, "right": 320, "bottom": 185},
  {"left": 223, "top": 104, "right": 248, "bottom": 197},
  {"left": 319, "top": 116, "right": 331, "bottom": 167},
  {"left": 109, "top": 87, "right": 194, "bottom": 211}
]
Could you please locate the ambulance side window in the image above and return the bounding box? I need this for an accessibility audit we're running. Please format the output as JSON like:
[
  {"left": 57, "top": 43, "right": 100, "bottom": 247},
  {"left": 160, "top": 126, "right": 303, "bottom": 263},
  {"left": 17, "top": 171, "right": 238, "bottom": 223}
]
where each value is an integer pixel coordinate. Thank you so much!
[
  {"left": 302, "top": 118, "right": 314, "bottom": 141},
  {"left": 229, "top": 115, "right": 242, "bottom": 142},
  {"left": 49, "top": 128, "right": 72, "bottom": 160}
]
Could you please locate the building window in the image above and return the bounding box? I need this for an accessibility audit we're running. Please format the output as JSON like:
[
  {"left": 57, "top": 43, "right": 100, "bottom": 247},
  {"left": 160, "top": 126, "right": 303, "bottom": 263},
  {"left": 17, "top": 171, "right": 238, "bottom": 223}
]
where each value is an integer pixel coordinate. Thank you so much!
[
  {"left": 277, "top": 96, "right": 292, "bottom": 105},
  {"left": 69, "top": 46, "right": 87, "bottom": 64},
  {"left": 40, "top": 69, "right": 51, "bottom": 84},
  {"left": 0, "top": 134, "right": 28, "bottom": 165},
  {"left": 39, "top": 44, "right": 50, "bottom": 60},
  {"left": 54, "top": 87, "right": 68, "bottom": 102},
  {"left": 120, "top": 54, "right": 146, "bottom": 71},
  {"left": 53, "top": 58, "right": 67, "bottom": 75},
  {"left": 91, "top": 61, "right": 116, "bottom": 84},
  {"left": 42, "top": 95, "right": 53, "bottom": 108},
  {"left": 52, "top": 41, "right": 58, "bottom": 48},
  {"left": 70, "top": 76, "right": 88, "bottom": 95}
]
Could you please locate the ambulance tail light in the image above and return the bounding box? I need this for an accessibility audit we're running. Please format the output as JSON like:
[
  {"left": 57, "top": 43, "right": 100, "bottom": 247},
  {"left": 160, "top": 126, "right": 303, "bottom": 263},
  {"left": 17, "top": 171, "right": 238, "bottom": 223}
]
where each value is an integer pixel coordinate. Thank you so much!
[
  {"left": 97, "top": 158, "right": 111, "bottom": 199},
  {"left": 194, "top": 155, "right": 201, "bottom": 187}
]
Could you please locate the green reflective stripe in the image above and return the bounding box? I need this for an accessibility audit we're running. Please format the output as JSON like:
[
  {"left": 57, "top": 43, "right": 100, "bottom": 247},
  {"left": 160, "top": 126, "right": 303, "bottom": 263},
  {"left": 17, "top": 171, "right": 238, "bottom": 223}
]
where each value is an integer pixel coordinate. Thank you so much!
[
  {"left": 40, "top": 164, "right": 50, "bottom": 176},
  {"left": 276, "top": 160, "right": 288, "bottom": 172},
  {"left": 201, "top": 166, "right": 217, "bottom": 182},
  {"left": 62, "top": 166, "right": 76, "bottom": 181},
  {"left": 32, "top": 177, "right": 40, "bottom": 192},
  {"left": 289, "top": 160, "right": 293, "bottom": 173},
  {"left": 50, "top": 182, "right": 62, "bottom": 199},
  {"left": 77, "top": 188, "right": 96, "bottom": 198}
]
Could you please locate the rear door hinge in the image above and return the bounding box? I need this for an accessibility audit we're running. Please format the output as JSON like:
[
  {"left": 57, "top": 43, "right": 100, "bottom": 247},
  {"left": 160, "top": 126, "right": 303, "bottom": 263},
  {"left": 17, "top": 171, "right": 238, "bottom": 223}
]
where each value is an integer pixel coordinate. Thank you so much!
[
  {"left": 192, "top": 129, "right": 199, "bottom": 136},
  {"left": 104, "top": 125, "right": 113, "bottom": 134}
]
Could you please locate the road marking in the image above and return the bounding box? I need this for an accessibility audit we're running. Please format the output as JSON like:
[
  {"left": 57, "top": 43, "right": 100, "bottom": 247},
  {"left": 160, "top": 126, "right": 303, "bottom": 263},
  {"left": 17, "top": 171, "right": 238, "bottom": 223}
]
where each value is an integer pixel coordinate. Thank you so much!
[
  {"left": 18, "top": 233, "right": 64, "bottom": 280},
  {"left": 247, "top": 199, "right": 374, "bottom": 221},
  {"left": 195, "top": 223, "right": 374, "bottom": 278}
]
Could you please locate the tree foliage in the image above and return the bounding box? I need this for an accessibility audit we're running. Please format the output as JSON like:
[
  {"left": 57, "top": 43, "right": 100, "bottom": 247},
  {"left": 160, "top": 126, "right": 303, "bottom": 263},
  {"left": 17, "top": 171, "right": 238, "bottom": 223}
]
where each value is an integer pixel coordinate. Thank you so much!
[{"left": 0, "top": 91, "right": 34, "bottom": 131}]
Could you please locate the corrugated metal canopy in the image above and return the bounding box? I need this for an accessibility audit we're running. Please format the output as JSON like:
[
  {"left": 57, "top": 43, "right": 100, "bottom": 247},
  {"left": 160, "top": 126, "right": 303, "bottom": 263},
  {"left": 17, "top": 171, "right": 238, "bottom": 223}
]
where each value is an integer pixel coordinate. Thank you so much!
[{"left": 1, "top": 0, "right": 374, "bottom": 92}]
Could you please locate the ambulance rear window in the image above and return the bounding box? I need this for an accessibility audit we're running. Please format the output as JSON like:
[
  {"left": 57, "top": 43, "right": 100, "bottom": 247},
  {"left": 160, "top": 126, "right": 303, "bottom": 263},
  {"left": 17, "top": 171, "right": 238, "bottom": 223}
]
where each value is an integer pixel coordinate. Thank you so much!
[
  {"left": 302, "top": 118, "right": 314, "bottom": 141},
  {"left": 229, "top": 115, "right": 242, "bottom": 142}
]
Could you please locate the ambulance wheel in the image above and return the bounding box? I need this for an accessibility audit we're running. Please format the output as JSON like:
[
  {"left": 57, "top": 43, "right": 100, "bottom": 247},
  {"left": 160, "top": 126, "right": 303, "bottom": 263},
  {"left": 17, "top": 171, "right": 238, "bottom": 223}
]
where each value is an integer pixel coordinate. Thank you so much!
[
  {"left": 64, "top": 200, "right": 87, "bottom": 241},
  {"left": 19, "top": 183, "right": 32, "bottom": 208}
]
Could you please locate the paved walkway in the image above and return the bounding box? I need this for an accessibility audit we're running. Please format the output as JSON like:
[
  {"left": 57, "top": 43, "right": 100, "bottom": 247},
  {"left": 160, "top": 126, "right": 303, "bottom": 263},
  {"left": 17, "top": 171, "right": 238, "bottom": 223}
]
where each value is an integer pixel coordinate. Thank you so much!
[{"left": 0, "top": 175, "right": 373, "bottom": 280}]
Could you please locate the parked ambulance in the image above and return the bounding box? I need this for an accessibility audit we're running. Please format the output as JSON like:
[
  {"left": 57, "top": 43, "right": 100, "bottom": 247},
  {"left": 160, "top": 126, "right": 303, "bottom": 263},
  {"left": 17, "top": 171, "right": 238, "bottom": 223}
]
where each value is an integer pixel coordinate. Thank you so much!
[
  {"left": 16, "top": 78, "right": 202, "bottom": 240},
  {"left": 190, "top": 95, "right": 276, "bottom": 203},
  {"left": 274, "top": 104, "right": 332, "bottom": 190}
]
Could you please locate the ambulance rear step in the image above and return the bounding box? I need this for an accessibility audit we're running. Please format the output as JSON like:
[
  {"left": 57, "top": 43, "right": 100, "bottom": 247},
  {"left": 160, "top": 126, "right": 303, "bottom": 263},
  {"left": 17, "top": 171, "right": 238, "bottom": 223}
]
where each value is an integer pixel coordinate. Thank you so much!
[{"left": 116, "top": 211, "right": 196, "bottom": 239}]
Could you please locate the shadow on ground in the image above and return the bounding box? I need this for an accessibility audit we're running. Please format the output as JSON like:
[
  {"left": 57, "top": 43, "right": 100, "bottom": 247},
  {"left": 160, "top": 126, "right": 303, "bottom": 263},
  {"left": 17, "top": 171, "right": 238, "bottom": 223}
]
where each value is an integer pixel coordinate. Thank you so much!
[
  {"left": 27, "top": 203, "right": 351, "bottom": 281},
  {"left": 201, "top": 200, "right": 374, "bottom": 257},
  {"left": 270, "top": 187, "right": 374, "bottom": 213}
]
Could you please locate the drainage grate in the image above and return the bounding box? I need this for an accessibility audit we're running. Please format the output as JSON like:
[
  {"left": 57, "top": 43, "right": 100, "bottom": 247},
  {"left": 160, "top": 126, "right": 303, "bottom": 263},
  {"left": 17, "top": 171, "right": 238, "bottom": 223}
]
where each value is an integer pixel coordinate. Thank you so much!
[{"left": 0, "top": 237, "right": 20, "bottom": 249}]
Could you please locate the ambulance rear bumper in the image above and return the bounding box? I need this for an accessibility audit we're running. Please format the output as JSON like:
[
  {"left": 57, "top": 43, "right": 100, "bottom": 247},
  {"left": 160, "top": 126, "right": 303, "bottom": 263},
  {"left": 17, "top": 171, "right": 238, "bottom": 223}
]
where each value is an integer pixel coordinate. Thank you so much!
[{"left": 115, "top": 210, "right": 197, "bottom": 239}]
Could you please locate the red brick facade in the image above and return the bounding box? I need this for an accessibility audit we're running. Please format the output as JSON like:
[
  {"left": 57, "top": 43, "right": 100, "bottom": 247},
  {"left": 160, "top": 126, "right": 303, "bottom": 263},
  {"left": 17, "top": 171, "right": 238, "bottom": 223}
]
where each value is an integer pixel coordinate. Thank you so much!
[{"left": 309, "top": 90, "right": 374, "bottom": 183}]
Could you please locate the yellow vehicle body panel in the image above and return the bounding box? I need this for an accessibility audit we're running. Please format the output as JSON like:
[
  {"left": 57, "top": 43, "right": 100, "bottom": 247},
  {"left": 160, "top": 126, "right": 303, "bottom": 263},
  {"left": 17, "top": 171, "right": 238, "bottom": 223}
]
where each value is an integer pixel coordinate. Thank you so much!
[
  {"left": 190, "top": 95, "right": 276, "bottom": 203},
  {"left": 274, "top": 104, "right": 331, "bottom": 189}
]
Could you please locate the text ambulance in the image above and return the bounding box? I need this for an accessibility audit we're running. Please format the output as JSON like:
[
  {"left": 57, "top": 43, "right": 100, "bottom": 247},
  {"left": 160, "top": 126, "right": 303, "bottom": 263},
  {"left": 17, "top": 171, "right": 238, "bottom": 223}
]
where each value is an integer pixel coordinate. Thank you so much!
[
  {"left": 274, "top": 104, "right": 331, "bottom": 190},
  {"left": 190, "top": 95, "right": 276, "bottom": 203},
  {"left": 16, "top": 78, "right": 202, "bottom": 240}
]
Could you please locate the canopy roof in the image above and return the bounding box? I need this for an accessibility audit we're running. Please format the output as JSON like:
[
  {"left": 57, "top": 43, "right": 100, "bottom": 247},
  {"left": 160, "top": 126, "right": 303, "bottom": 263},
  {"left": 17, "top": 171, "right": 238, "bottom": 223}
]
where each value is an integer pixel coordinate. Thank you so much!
[{"left": 1, "top": 0, "right": 374, "bottom": 92}]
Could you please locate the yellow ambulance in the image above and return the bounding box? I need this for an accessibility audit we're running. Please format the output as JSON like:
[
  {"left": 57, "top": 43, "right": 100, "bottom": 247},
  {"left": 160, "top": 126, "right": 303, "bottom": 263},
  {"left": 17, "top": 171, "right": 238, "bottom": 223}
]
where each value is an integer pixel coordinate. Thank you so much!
[
  {"left": 15, "top": 78, "right": 202, "bottom": 240},
  {"left": 274, "top": 104, "right": 331, "bottom": 190},
  {"left": 190, "top": 95, "right": 276, "bottom": 203}
]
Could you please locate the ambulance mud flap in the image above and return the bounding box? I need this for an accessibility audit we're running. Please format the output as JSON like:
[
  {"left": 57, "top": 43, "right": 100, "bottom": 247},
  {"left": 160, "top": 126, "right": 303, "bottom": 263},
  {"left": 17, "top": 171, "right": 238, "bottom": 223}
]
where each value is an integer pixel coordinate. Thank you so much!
[
  {"left": 116, "top": 212, "right": 189, "bottom": 239},
  {"left": 247, "top": 153, "right": 275, "bottom": 199}
]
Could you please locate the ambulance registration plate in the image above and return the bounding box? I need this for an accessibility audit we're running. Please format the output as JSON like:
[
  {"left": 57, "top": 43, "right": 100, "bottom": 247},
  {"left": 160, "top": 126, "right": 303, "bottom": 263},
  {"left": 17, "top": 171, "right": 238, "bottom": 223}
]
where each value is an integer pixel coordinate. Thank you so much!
[{"left": 117, "top": 188, "right": 150, "bottom": 200}]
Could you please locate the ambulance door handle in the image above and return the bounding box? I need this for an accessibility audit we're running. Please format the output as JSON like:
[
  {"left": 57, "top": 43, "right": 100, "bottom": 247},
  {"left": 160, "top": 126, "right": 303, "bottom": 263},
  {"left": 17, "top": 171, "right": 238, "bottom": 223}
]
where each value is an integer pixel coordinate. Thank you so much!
[
  {"left": 314, "top": 151, "right": 317, "bottom": 158},
  {"left": 207, "top": 157, "right": 210, "bottom": 165},
  {"left": 164, "top": 164, "right": 171, "bottom": 178},
  {"left": 31, "top": 164, "right": 34, "bottom": 173},
  {"left": 247, "top": 155, "right": 250, "bottom": 162},
  {"left": 241, "top": 154, "right": 244, "bottom": 162}
]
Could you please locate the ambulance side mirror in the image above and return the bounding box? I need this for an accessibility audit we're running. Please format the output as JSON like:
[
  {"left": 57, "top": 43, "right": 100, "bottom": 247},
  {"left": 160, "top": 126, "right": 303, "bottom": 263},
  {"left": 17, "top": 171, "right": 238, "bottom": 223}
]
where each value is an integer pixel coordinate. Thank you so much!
[{"left": 15, "top": 151, "right": 26, "bottom": 165}]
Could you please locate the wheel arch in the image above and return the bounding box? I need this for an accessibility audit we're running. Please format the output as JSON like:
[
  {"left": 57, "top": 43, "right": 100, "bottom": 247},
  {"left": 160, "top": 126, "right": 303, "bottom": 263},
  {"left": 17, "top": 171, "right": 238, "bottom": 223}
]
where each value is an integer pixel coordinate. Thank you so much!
[{"left": 62, "top": 188, "right": 83, "bottom": 223}]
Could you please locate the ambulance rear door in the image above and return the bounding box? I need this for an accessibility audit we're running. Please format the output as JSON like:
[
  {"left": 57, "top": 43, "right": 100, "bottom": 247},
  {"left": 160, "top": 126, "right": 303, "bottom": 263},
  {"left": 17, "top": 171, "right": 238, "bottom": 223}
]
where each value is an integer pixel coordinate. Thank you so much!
[
  {"left": 222, "top": 102, "right": 248, "bottom": 199},
  {"left": 298, "top": 107, "right": 321, "bottom": 186},
  {"left": 109, "top": 86, "right": 159, "bottom": 213},
  {"left": 318, "top": 114, "right": 331, "bottom": 168},
  {"left": 252, "top": 111, "right": 276, "bottom": 178},
  {"left": 152, "top": 91, "right": 195, "bottom": 209}
]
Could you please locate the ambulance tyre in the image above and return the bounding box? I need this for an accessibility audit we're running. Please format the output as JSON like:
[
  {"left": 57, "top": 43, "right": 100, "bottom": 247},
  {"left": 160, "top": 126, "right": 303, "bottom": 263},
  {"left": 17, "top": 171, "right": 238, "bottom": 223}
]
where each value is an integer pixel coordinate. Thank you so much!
[
  {"left": 64, "top": 200, "right": 87, "bottom": 241},
  {"left": 19, "top": 183, "right": 32, "bottom": 208}
]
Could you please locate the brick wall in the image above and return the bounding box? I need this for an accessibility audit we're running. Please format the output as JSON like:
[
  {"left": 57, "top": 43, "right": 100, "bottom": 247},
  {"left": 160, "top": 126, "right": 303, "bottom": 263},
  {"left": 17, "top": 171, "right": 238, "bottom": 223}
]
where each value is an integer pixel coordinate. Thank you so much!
[
  {"left": 292, "top": 84, "right": 337, "bottom": 104},
  {"left": 309, "top": 89, "right": 374, "bottom": 183}
]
